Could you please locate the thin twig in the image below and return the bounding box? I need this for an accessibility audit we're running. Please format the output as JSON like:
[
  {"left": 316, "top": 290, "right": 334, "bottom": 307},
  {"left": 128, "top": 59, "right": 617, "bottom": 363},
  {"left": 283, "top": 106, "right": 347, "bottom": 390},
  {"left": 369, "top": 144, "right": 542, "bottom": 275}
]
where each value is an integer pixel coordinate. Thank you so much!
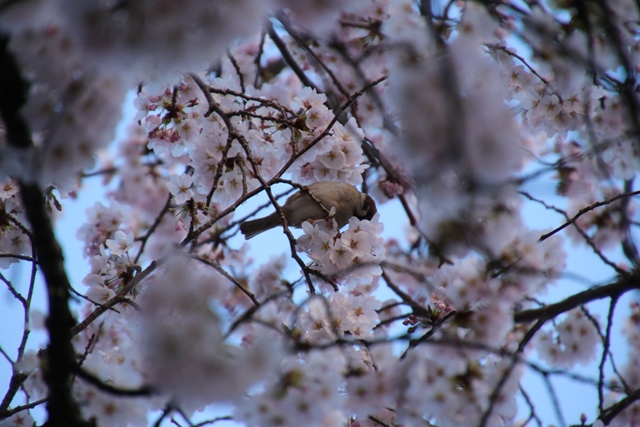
[
  {"left": 538, "top": 189, "right": 640, "bottom": 242},
  {"left": 191, "top": 255, "right": 260, "bottom": 307}
]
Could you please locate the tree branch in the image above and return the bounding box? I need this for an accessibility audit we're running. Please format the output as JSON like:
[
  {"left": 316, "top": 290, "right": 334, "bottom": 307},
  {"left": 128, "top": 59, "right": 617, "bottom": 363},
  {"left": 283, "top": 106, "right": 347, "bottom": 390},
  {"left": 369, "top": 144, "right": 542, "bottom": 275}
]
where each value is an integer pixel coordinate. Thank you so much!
[
  {"left": 19, "top": 183, "right": 92, "bottom": 427},
  {"left": 514, "top": 274, "right": 639, "bottom": 324}
]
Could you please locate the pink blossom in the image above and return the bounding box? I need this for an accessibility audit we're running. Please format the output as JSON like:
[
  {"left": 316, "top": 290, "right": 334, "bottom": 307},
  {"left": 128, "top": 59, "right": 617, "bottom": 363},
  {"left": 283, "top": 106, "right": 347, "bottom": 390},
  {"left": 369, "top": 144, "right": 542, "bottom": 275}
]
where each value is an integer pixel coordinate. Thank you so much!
[
  {"left": 167, "top": 173, "right": 194, "bottom": 204},
  {"left": 105, "top": 230, "right": 135, "bottom": 256}
]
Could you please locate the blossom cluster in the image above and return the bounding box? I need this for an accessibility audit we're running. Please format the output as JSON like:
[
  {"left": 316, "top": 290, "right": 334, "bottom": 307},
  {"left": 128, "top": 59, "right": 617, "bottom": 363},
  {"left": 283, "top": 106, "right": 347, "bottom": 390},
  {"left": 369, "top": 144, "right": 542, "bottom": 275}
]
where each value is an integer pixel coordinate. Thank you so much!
[
  {"left": 296, "top": 214, "right": 385, "bottom": 288},
  {"left": 602, "top": 302, "right": 640, "bottom": 426},
  {"left": 401, "top": 353, "right": 522, "bottom": 426},
  {"left": 235, "top": 349, "right": 347, "bottom": 427},
  {"left": 535, "top": 309, "right": 601, "bottom": 369},
  {"left": 0, "top": 11, "right": 125, "bottom": 189},
  {"left": 0, "top": 180, "right": 30, "bottom": 269},
  {"left": 133, "top": 77, "right": 373, "bottom": 212},
  {"left": 76, "top": 201, "right": 127, "bottom": 258},
  {"left": 135, "top": 258, "right": 284, "bottom": 410},
  {"left": 298, "top": 291, "right": 382, "bottom": 343}
]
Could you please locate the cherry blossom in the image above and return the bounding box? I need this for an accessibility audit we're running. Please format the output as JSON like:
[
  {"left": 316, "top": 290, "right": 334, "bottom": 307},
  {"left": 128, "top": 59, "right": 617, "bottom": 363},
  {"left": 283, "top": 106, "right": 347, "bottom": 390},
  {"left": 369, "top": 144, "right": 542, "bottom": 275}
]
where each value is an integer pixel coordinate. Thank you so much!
[
  {"left": 535, "top": 309, "right": 601, "bottom": 369},
  {"left": 136, "top": 257, "right": 284, "bottom": 409},
  {"left": 105, "top": 230, "right": 135, "bottom": 256},
  {"left": 167, "top": 173, "right": 194, "bottom": 205},
  {"left": 0, "top": 179, "right": 19, "bottom": 200}
]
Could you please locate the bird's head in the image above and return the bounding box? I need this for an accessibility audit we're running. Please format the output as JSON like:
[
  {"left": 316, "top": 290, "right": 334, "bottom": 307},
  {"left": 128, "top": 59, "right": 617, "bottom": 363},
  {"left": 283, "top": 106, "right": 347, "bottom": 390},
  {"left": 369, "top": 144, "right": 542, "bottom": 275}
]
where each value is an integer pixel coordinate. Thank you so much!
[{"left": 355, "top": 194, "right": 377, "bottom": 221}]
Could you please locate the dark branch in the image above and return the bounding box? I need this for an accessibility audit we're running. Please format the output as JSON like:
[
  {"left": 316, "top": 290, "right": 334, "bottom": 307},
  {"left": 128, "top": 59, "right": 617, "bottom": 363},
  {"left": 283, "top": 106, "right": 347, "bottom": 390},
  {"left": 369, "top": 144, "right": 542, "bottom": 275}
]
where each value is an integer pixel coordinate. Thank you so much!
[
  {"left": 19, "top": 183, "right": 92, "bottom": 427},
  {"left": 514, "top": 274, "right": 639, "bottom": 324},
  {"left": 75, "top": 367, "right": 154, "bottom": 397}
]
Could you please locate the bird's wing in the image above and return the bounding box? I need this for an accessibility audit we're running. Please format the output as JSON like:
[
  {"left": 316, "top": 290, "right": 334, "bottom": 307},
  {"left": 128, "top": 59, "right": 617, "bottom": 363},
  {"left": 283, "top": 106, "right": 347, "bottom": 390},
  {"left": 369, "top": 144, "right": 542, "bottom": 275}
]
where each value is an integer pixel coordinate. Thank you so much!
[{"left": 285, "top": 189, "right": 304, "bottom": 205}]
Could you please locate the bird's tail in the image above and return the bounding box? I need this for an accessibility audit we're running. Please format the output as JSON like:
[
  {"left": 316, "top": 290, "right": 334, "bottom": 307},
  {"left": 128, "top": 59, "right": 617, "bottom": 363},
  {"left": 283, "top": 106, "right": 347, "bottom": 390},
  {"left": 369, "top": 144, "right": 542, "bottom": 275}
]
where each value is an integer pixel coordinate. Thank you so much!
[{"left": 239, "top": 214, "right": 280, "bottom": 239}]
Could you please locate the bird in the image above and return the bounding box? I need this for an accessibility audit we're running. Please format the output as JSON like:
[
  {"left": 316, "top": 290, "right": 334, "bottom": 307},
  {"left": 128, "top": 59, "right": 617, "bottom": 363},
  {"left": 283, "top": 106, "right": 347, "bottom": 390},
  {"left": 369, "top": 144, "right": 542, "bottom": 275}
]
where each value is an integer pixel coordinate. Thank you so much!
[{"left": 239, "top": 181, "right": 377, "bottom": 240}]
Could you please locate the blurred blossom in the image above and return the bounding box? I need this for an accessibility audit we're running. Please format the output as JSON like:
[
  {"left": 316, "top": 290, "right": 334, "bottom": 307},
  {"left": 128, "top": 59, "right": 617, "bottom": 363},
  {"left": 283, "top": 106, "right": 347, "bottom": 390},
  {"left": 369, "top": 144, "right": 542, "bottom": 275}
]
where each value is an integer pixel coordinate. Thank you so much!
[
  {"left": 55, "top": 0, "right": 270, "bottom": 86},
  {"left": 135, "top": 258, "right": 284, "bottom": 408},
  {"left": 535, "top": 309, "right": 600, "bottom": 369}
]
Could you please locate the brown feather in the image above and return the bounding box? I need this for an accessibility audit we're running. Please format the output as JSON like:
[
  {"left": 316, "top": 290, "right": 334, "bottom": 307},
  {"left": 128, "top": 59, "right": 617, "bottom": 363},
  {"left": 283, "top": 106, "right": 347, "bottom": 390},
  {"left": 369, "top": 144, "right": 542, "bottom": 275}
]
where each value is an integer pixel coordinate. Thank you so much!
[{"left": 239, "top": 213, "right": 281, "bottom": 239}]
